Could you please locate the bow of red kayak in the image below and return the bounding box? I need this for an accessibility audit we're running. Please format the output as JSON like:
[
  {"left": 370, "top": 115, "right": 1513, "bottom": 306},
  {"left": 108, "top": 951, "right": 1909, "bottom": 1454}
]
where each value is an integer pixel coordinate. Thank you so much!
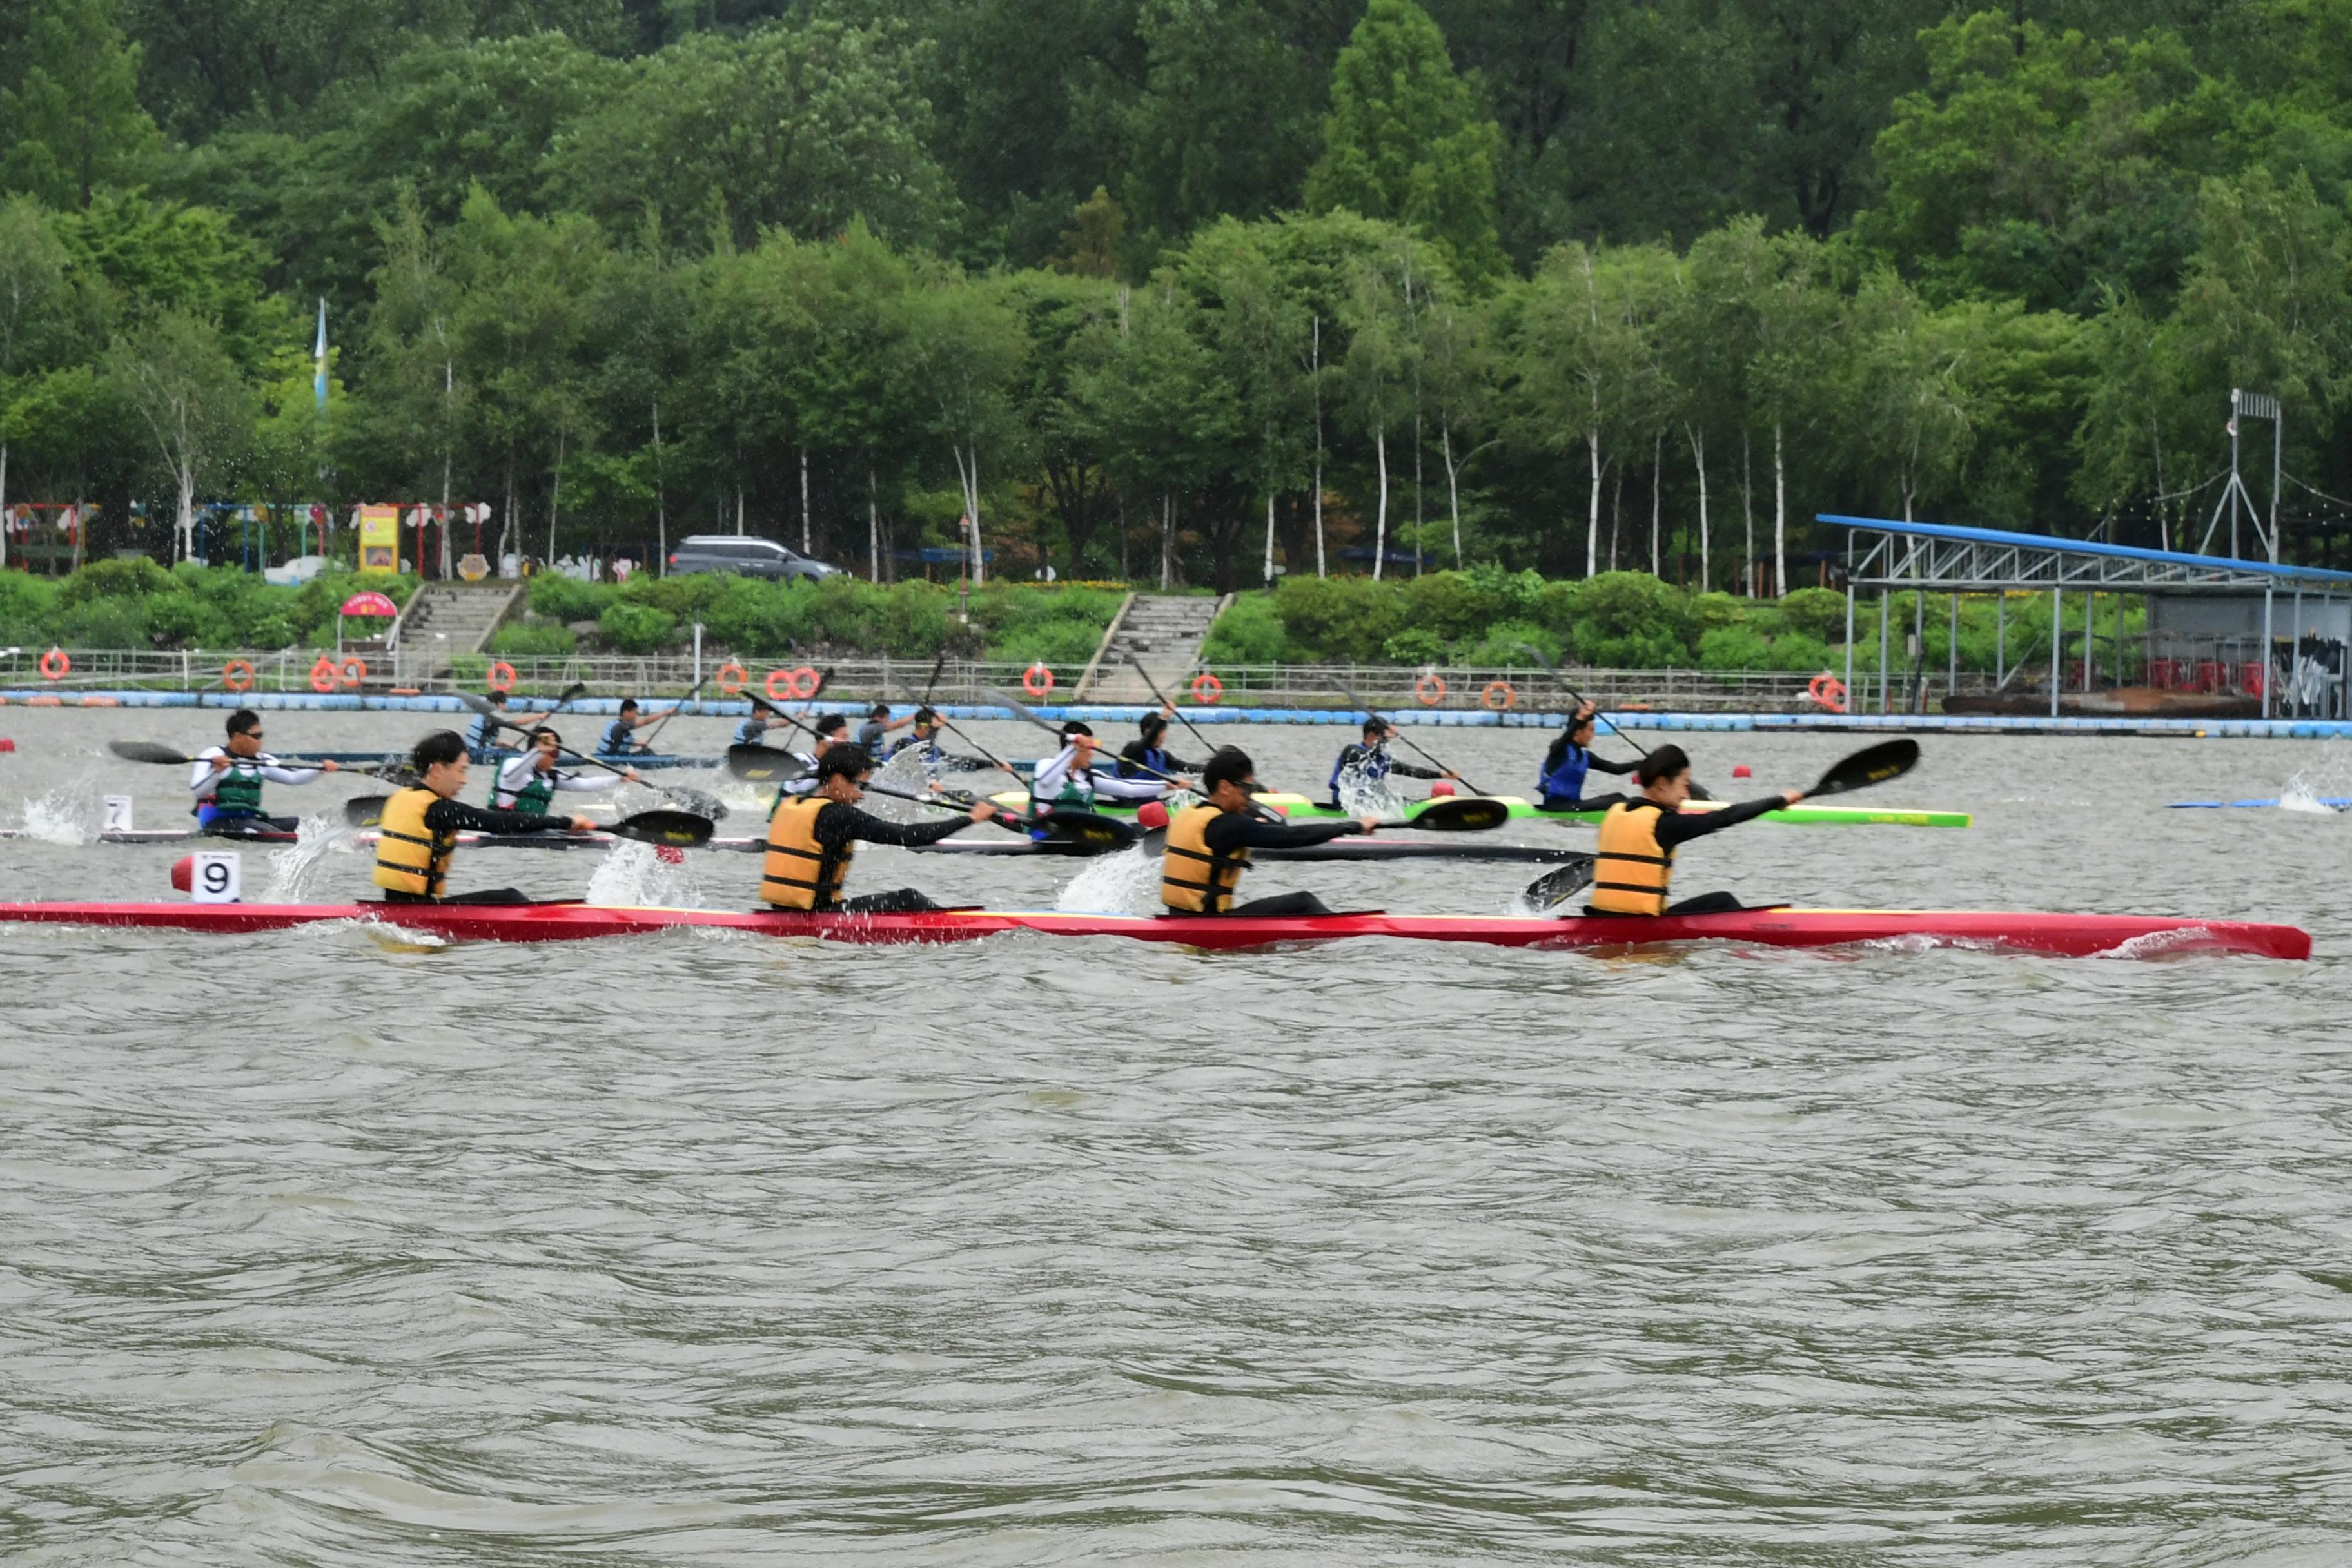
[{"left": 0, "top": 901, "right": 2309, "bottom": 958}]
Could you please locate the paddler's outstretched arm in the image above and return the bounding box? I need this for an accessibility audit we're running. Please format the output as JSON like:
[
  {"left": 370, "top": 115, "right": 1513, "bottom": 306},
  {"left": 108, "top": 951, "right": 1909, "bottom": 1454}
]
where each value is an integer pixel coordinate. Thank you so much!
[
  {"left": 1203, "top": 811, "right": 1378, "bottom": 854},
  {"left": 425, "top": 798, "right": 594, "bottom": 837},
  {"left": 812, "top": 801, "right": 989, "bottom": 850},
  {"left": 1653, "top": 790, "right": 1803, "bottom": 849}
]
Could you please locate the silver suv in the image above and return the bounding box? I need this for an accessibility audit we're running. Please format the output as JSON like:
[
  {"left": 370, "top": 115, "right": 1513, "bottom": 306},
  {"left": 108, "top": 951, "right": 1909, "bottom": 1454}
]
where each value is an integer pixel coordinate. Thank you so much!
[{"left": 666, "top": 535, "right": 844, "bottom": 583}]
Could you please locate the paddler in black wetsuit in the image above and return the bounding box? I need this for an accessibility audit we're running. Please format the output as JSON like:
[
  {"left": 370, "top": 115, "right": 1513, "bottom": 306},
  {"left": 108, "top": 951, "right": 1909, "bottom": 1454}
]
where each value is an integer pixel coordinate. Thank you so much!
[
  {"left": 1535, "top": 703, "right": 1640, "bottom": 812},
  {"left": 1586, "top": 744, "right": 1801, "bottom": 918},
  {"left": 760, "top": 744, "right": 1003, "bottom": 915},
  {"left": 1162, "top": 746, "right": 1382, "bottom": 918},
  {"left": 1117, "top": 709, "right": 1206, "bottom": 782},
  {"left": 373, "top": 730, "right": 598, "bottom": 905}
]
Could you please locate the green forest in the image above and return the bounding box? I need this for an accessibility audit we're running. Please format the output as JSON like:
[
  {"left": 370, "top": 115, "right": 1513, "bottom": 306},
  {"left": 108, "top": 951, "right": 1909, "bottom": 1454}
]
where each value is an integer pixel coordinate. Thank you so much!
[{"left": 5, "top": 0, "right": 2352, "bottom": 603}]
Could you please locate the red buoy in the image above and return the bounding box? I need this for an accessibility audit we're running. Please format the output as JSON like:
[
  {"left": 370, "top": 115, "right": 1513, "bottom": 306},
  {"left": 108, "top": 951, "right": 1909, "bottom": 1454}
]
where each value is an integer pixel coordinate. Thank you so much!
[
  {"left": 0, "top": 738, "right": 15, "bottom": 752},
  {"left": 170, "top": 855, "right": 195, "bottom": 892},
  {"left": 1429, "top": 779, "right": 1458, "bottom": 797},
  {"left": 1135, "top": 799, "right": 1170, "bottom": 830},
  {"left": 1732, "top": 764, "right": 1752, "bottom": 778}
]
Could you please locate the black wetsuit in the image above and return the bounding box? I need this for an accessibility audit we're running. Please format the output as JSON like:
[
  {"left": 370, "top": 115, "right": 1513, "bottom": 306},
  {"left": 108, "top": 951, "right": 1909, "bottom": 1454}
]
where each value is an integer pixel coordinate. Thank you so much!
[
  {"left": 1585, "top": 794, "right": 1785, "bottom": 917},
  {"left": 803, "top": 801, "right": 972, "bottom": 914},
  {"left": 1196, "top": 811, "right": 1370, "bottom": 917},
  {"left": 380, "top": 798, "right": 574, "bottom": 904}
]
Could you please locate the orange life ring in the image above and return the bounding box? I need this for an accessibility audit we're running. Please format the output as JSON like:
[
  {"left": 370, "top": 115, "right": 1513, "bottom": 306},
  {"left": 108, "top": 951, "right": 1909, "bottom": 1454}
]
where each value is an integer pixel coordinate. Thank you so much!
[
  {"left": 221, "top": 659, "right": 255, "bottom": 692},
  {"left": 1481, "top": 680, "right": 1516, "bottom": 711},
  {"left": 1190, "top": 671, "right": 1222, "bottom": 705},
  {"left": 714, "top": 662, "right": 747, "bottom": 697},
  {"left": 765, "top": 667, "right": 796, "bottom": 703},
  {"left": 37, "top": 648, "right": 69, "bottom": 681},
  {"left": 340, "top": 657, "right": 368, "bottom": 690},
  {"left": 789, "top": 665, "right": 821, "bottom": 700},
  {"left": 309, "top": 655, "right": 339, "bottom": 694},
  {"left": 485, "top": 660, "right": 516, "bottom": 694},
  {"left": 1414, "top": 672, "right": 1447, "bottom": 707},
  {"left": 1807, "top": 671, "right": 1848, "bottom": 714},
  {"left": 1022, "top": 662, "right": 1055, "bottom": 698}
]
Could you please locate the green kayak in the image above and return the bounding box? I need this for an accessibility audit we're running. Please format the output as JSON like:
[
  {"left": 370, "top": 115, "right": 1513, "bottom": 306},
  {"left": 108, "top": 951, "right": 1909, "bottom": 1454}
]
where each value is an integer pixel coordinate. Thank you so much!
[{"left": 991, "top": 790, "right": 1971, "bottom": 828}]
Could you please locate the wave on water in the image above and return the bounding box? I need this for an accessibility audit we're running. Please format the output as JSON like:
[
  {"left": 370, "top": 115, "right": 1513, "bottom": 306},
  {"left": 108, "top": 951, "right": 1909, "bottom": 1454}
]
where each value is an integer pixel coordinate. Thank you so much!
[
  {"left": 264, "top": 815, "right": 352, "bottom": 901},
  {"left": 11, "top": 782, "right": 98, "bottom": 845},
  {"left": 1056, "top": 843, "right": 1158, "bottom": 913},
  {"left": 585, "top": 838, "right": 705, "bottom": 908},
  {"left": 2277, "top": 752, "right": 2352, "bottom": 814}
]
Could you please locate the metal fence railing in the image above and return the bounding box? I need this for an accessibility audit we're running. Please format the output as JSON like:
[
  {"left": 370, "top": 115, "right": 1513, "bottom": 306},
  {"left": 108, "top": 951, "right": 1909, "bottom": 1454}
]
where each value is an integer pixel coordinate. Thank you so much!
[{"left": 1, "top": 645, "right": 2030, "bottom": 716}]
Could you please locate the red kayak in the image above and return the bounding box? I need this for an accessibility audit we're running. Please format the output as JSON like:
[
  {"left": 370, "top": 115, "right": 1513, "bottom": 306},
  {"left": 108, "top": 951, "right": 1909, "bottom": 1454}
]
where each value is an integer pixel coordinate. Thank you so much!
[{"left": 0, "top": 901, "right": 2309, "bottom": 959}]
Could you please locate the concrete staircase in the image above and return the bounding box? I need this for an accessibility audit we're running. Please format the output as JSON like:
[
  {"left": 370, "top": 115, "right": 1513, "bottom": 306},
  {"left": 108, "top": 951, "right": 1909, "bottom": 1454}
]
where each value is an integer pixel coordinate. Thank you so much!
[
  {"left": 394, "top": 582, "right": 523, "bottom": 684},
  {"left": 1077, "top": 593, "right": 1231, "bottom": 703}
]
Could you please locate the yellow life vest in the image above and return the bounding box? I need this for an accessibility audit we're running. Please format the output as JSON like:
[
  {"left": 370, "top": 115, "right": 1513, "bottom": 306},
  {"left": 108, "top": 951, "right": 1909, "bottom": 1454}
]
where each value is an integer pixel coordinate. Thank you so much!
[
  {"left": 763, "top": 796, "right": 852, "bottom": 910},
  {"left": 1160, "top": 803, "right": 1250, "bottom": 914},
  {"left": 372, "top": 786, "right": 456, "bottom": 897},
  {"left": 1590, "top": 799, "right": 1674, "bottom": 915}
]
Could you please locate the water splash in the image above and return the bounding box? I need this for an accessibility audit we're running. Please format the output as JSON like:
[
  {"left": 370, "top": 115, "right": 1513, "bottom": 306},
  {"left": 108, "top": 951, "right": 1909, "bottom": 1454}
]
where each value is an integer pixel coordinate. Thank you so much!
[
  {"left": 1332, "top": 764, "right": 1400, "bottom": 819},
  {"left": 12, "top": 783, "right": 98, "bottom": 845},
  {"left": 264, "top": 816, "right": 352, "bottom": 902},
  {"left": 1056, "top": 844, "right": 1160, "bottom": 914},
  {"left": 2276, "top": 752, "right": 2351, "bottom": 814},
  {"left": 585, "top": 839, "right": 704, "bottom": 909}
]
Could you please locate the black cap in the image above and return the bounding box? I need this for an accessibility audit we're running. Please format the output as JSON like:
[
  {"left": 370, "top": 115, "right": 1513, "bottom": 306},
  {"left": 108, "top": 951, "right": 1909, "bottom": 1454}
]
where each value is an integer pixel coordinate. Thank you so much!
[{"left": 1060, "top": 721, "right": 1093, "bottom": 740}]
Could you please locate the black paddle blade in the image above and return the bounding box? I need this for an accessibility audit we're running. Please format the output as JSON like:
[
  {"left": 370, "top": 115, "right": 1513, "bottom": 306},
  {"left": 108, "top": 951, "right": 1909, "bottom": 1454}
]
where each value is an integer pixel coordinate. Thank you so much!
[
  {"left": 1402, "top": 796, "right": 1511, "bottom": 832},
  {"left": 727, "top": 744, "right": 807, "bottom": 783},
  {"left": 110, "top": 740, "right": 191, "bottom": 765},
  {"left": 660, "top": 785, "right": 728, "bottom": 821},
  {"left": 1031, "top": 810, "right": 1139, "bottom": 850},
  {"left": 1522, "top": 854, "right": 1598, "bottom": 913},
  {"left": 345, "top": 794, "right": 390, "bottom": 828},
  {"left": 1810, "top": 739, "right": 1920, "bottom": 799},
  {"left": 607, "top": 809, "right": 714, "bottom": 848}
]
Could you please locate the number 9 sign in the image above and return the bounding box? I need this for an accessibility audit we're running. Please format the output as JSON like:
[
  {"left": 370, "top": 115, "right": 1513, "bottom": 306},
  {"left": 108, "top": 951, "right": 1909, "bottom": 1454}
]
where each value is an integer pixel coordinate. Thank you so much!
[{"left": 190, "top": 851, "right": 242, "bottom": 904}]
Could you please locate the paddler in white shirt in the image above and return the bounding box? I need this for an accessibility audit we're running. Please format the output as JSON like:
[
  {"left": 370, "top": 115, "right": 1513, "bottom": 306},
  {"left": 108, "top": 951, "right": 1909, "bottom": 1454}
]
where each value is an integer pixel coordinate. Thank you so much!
[
  {"left": 1032, "top": 721, "right": 1190, "bottom": 813},
  {"left": 489, "top": 727, "right": 638, "bottom": 823},
  {"left": 189, "top": 708, "right": 339, "bottom": 834}
]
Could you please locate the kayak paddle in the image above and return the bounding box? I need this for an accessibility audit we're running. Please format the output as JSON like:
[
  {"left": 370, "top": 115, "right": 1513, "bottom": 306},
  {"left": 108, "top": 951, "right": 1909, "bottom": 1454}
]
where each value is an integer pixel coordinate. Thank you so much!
[
  {"left": 110, "top": 740, "right": 410, "bottom": 783},
  {"left": 1377, "top": 796, "right": 1509, "bottom": 833},
  {"left": 341, "top": 794, "right": 712, "bottom": 847},
  {"left": 1513, "top": 743, "right": 1917, "bottom": 916},
  {"left": 1124, "top": 653, "right": 1222, "bottom": 763},
  {"left": 727, "top": 743, "right": 807, "bottom": 783},
  {"left": 859, "top": 776, "right": 1135, "bottom": 852},
  {"left": 1806, "top": 738, "right": 1919, "bottom": 798},
  {"left": 1520, "top": 854, "right": 1599, "bottom": 913}
]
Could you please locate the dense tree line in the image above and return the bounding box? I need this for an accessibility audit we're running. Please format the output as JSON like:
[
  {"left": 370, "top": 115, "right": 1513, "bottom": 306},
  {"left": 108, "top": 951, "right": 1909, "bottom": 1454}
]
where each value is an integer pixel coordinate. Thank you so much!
[{"left": 5, "top": 0, "right": 2352, "bottom": 600}]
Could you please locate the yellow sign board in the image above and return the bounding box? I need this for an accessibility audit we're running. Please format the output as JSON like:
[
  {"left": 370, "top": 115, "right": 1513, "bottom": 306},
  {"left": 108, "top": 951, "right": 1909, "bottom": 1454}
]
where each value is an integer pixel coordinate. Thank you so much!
[{"left": 358, "top": 504, "right": 400, "bottom": 570}]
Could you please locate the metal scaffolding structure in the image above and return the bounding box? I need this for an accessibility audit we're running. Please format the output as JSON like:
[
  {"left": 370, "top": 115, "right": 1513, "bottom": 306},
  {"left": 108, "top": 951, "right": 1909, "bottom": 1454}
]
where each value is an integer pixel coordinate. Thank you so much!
[{"left": 1820, "top": 514, "right": 2352, "bottom": 720}]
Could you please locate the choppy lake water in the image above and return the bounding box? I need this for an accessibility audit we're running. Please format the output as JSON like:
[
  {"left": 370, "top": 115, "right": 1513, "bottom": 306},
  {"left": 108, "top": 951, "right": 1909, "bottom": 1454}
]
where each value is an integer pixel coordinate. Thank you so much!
[{"left": 2, "top": 709, "right": 2347, "bottom": 1563}]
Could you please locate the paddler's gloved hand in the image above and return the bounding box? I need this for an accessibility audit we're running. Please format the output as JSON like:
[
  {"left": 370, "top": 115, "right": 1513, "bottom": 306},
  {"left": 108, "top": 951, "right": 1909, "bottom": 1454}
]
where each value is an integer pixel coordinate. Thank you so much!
[
  {"left": 970, "top": 801, "right": 1006, "bottom": 825},
  {"left": 1780, "top": 790, "right": 1804, "bottom": 806},
  {"left": 569, "top": 816, "right": 597, "bottom": 832},
  {"left": 1351, "top": 815, "right": 1380, "bottom": 834}
]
